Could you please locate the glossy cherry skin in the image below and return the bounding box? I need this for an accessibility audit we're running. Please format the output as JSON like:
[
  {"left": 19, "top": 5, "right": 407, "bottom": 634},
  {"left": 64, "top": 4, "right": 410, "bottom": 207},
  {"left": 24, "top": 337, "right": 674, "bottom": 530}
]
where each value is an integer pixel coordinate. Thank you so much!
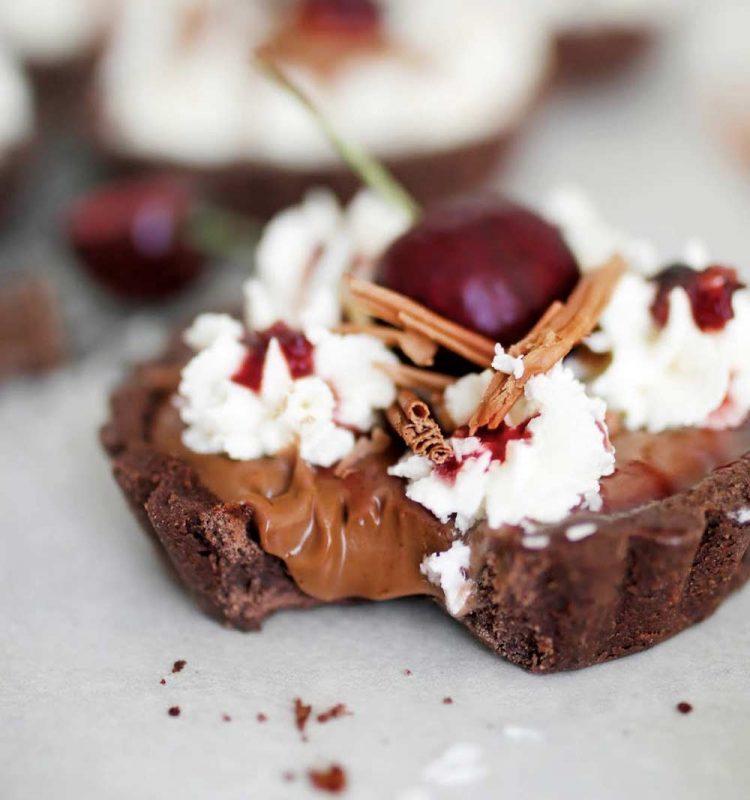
[
  {"left": 67, "top": 176, "right": 204, "bottom": 301},
  {"left": 375, "top": 195, "right": 580, "bottom": 345}
]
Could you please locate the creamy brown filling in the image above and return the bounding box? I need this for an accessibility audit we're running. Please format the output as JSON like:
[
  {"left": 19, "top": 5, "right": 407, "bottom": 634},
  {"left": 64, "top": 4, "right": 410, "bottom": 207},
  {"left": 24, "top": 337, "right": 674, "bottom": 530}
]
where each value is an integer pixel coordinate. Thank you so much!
[{"left": 151, "top": 398, "right": 750, "bottom": 603}]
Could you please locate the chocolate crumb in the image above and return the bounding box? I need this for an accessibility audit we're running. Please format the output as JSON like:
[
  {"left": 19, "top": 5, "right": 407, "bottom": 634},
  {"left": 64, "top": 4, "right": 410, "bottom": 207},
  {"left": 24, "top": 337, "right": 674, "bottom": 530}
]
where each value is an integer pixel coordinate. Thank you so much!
[
  {"left": 309, "top": 764, "right": 347, "bottom": 794},
  {"left": 282, "top": 771, "right": 296, "bottom": 783},
  {"left": 168, "top": 706, "right": 181, "bottom": 717},
  {"left": 403, "top": 669, "right": 412, "bottom": 676},
  {"left": 159, "top": 678, "right": 166, "bottom": 686},
  {"left": 172, "top": 659, "right": 187, "bottom": 673},
  {"left": 677, "top": 702, "right": 693, "bottom": 715},
  {"left": 222, "top": 714, "right": 232, "bottom": 722},
  {"left": 257, "top": 712, "right": 268, "bottom": 723},
  {"left": 316, "top": 704, "right": 351, "bottom": 724},
  {"left": 442, "top": 697, "right": 453, "bottom": 705},
  {"left": 294, "top": 698, "right": 312, "bottom": 737}
]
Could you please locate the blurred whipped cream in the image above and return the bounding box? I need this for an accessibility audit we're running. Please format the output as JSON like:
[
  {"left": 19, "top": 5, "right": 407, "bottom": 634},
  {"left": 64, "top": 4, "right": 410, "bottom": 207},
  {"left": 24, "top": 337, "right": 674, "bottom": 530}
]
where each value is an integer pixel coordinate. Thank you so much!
[
  {"left": 0, "top": 46, "right": 32, "bottom": 156},
  {"left": 98, "top": 0, "right": 550, "bottom": 167},
  {"left": 537, "top": 0, "right": 679, "bottom": 31},
  {"left": 390, "top": 364, "right": 614, "bottom": 532},
  {"left": 178, "top": 313, "right": 397, "bottom": 466},
  {"left": 245, "top": 188, "right": 410, "bottom": 330},
  {"left": 0, "top": 0, "right": 114, "bottom": 64}
]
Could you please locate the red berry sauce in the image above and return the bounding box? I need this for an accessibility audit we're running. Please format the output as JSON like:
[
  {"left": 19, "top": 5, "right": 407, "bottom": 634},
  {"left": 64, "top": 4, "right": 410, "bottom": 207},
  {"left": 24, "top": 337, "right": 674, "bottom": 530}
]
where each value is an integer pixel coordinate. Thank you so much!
[
  {"left": 650, "top": 264, "right": 743, "bottom": 332},
  {"left": 437, "top": 418, "right": 535, "bottom": 482},
  {"left": 232, "top": 323, "right": 314, "bottom": 393},
  {"left": 296, "top": 0, "right": 381, "bottom": 36}
]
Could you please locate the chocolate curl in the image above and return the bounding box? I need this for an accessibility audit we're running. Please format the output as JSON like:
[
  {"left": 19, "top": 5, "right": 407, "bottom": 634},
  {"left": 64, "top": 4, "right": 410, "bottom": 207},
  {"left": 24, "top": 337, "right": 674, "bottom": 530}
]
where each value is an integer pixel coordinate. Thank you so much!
[
  {"left": 386, "top": 389, "right": 453, "bottom": 465},
  {"left": 469, "top": 256, "right": 626, "bottom": 433}
]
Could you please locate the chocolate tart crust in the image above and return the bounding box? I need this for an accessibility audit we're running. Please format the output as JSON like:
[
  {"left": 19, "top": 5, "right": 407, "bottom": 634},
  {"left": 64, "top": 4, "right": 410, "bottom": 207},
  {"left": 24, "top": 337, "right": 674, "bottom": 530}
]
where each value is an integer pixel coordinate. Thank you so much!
[
  {"left": 96, "top": 132, "right": 514, "bottom": 219},
  {"left": 102, "top": 348, "right": 750, "bottom": 669},
  {"left": 101, "top": 348, "right": 318, "bottom": 630}
]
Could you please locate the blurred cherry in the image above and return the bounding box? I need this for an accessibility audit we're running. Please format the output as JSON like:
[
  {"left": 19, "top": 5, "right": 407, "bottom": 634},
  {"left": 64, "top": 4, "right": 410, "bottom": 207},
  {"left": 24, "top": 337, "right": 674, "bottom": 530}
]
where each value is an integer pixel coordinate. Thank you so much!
[
  {"left": 67, "top": 176, "right": 204, "bottom": 301},
  {"left": 295, "top": 0, "right": 381, "bottom": 36},
  {"left": 375, "top": 195, "right": 580, "bottom": 345}
]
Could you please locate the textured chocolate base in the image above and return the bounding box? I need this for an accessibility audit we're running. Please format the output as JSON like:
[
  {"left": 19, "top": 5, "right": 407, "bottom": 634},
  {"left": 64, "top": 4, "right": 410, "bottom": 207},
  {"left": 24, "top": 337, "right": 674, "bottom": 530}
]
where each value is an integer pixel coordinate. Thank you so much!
[
  {"left": 101, "top": 350, "right": 317, "bottom": 630},
  {"left": 554, "top": 27, "right": 653, "bottom": 79},
  {"left": 97, "top": 133, "right": 514, "bottom": 219},
  {"left": 103, "top": 349, "right": 750, "bottom": 669},
  {"left": 0, "top": 276, "right": 67, "bottom": 380},
  {"left": 464, "top": 465, "right": 750, "bottom": 672}
]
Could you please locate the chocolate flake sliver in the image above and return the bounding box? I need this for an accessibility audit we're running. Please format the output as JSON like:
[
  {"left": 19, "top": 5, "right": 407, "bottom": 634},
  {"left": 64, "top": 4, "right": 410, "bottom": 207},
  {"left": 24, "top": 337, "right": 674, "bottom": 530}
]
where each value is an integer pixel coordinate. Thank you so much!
[
  {"left": 168, "top": 706, "right": 181, "bottom": 717},
  {"left": 309, "top": 764, "right": 347, "bottom": 794},
  {"left": 404, "top": 669, "right": 412, "bottom": 676},
  {"left": 257, "top": 712, "right": 268, "bottom": 723},
  {"left": 676, "top": 702, "right": 693, "bottom": 715},
  {"left": 295, "top": 698, "right": 312, "bottom": 736},
  {"left": 159, "top": 678, "right": 166, "bottom": 686},
  {"left": 172, "top": 659, "right": 187, "bottom": 673},
  {"left": 316, "top": 703, "right": 351, "bottom": 724},
  {"left": 222, "top": 713, "right": 232, "bottom": 722},
  {"left": 442, "top": 697, "right": 453, "bottom": 705}
]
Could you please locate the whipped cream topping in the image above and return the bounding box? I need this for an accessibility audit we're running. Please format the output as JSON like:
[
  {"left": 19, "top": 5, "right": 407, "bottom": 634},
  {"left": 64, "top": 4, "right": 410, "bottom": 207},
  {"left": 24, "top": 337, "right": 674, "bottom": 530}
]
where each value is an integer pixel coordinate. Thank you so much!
[
  {"left": 588, "top": 271, "right": 750, "bottom": 432},
  {"left": 0, "top": 46, "right": 32, "bottom": 155},
  {"left": 98, "top": 0, "right": 550, "bottom": 167},
  {"left": 390, "top": 364, "right": 615, "bottom": 532},
  {"left": 0, "top": 0, "right": 113, "bottom": 64},
  {"left": 420, "top": 540, "right": 472, "bottom": 616},
  {"left": 178, "top": 313, "right": 397, "bottom": 466},
  {"left": 244, "top": 188, "right": 409, "bottom": 330},
  {"left": 544, "top": 186, "right": 659, "bottom": 275}
]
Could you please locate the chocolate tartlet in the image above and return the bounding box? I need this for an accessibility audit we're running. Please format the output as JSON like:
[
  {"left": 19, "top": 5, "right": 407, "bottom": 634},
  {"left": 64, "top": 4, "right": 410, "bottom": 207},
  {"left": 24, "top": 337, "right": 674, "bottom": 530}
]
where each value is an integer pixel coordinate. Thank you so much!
[
  {"left": 102, "top": 188, "right": 750, "bottom": 672},
  {"left": 102, "top": 331, "right": 750, "bottom": 670}
]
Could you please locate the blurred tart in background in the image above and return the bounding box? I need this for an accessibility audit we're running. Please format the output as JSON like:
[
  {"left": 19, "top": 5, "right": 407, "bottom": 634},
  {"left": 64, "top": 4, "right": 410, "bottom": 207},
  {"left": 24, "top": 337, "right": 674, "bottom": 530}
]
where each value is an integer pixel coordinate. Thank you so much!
[{"left": 93, "top": 0, "right": 551, "bottom": 216}]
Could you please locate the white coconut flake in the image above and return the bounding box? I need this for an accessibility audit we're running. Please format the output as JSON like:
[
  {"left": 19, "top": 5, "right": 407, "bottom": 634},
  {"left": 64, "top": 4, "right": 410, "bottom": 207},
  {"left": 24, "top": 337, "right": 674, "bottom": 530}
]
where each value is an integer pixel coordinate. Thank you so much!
[
  {"left": 420, "top": 541, "right": 473, "bottom": 617},
  {"left": 502, "top": 724, "right": 545, "bottom": 742},
  {"left": 492, "top": 343, "right": 524, "bottom": 379},
  {"left": 565, "top": 522, "right": 597, "bottom": 541},
  {"left": 728, "top": 508, "right": 750, "bottom": 525},
  {"left": 522, "top": 534, "right": 550, "bottom": 550}
]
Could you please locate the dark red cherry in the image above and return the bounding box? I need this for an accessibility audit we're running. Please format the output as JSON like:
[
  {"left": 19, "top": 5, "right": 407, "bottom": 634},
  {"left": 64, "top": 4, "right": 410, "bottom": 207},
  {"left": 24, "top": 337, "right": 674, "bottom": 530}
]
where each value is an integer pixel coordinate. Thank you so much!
[
  {"left": 296, "top": 0, "right": 381, "bottom": 35},
  {"left": 650, "top": 264, "right": 743, "bottom": 332},
  {"left": 375, "top": 196, "right": 580, "bottom": 345},
  {"left": 67, "top": 176, "right": 204, "bottom": 301}
]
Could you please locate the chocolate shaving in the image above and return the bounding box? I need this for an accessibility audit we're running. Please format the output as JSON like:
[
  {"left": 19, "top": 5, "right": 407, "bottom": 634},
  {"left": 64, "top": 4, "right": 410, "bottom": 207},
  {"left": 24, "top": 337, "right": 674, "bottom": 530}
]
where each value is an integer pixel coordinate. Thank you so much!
[
  {"left": 469, "top": 257, "right": 626, "bottom": 433},
  {"left": 334, "top": 322, "right": 437, "bottom": 366},
  {"left": 386, "top": 389, "right": 453, "bottom": 465},
  {"left": 346, "top": 277, "right": 495, "bottom": 367},
  {"left": 333, "top": 427, "right": 391, "bottom": 478},
  {"left": 376, "top": 362, "right": 455, "bottom": 392},
  {"left": 171, "top": 659, "right": 186, "bottom": 673}
]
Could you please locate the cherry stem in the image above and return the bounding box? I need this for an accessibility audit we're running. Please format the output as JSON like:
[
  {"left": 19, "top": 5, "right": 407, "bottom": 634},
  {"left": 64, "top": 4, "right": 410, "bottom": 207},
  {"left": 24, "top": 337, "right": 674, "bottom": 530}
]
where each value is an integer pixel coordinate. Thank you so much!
[
  {"left": 186, "top": 204, "right": 260, "bottom": 263},
  {"left": 256, "top": 56, "right": 421, "bottom": 222}
]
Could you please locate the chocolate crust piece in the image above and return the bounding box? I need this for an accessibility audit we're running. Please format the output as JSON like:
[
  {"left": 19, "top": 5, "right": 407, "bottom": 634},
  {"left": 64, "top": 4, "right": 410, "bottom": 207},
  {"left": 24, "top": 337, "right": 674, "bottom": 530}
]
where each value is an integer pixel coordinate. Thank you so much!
[
  {"left": 554, "top": 27, "right": 653, "bottom": 79},
  {"left": 96, "top": 132, "right": 513, "bottom": 220},
  {"left": 101, "top": 350, "right": 317, "bottom": 630},
  {"left": 464, "top": 460, "right": 750, "bottom": 672},
  {"left": 103, "top": 348, "right": 750, "bottom": 669}
]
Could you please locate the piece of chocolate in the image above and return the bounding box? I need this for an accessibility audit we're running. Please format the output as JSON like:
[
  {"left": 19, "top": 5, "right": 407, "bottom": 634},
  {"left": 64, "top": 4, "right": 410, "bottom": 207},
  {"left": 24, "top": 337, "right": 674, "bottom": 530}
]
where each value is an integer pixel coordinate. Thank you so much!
[
  {"left": 102, "top": 340, "right": 750, "bottom": 671},
  {"left": 0, "top": 276, "right": 66, "bottom": 381},
  {"left": 554, "top": 27, "right": 653, "bottom": 79}
]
